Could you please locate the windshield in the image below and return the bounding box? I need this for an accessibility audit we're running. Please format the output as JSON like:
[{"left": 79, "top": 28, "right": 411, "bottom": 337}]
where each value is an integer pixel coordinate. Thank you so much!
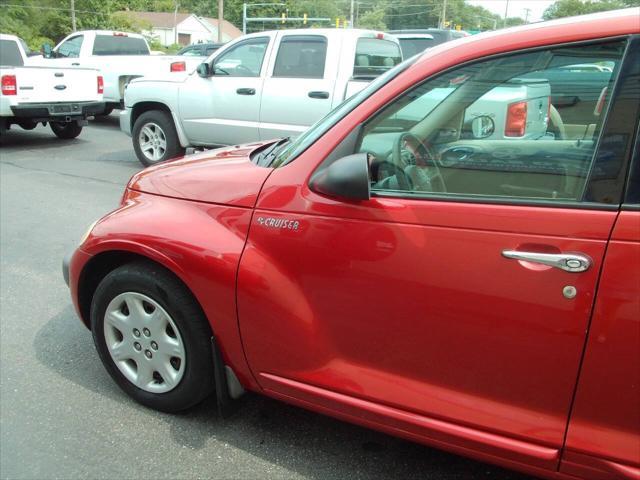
[
  {"left": 92, "top": 35, "right": 149, "bottom": 55},
  {"left": 272, "top": 55, "right": 417, "bottom": 167},
  {"left": 399, "top": 38, "right": 435, "bottom": 58}
]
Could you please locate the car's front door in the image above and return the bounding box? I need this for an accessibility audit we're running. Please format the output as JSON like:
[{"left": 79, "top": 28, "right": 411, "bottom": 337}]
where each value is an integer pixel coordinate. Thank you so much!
[
  {"left": 179, "top": 36, "right": 271, "bottom": 146},
  {"left": 237, "top": 37, "right": 635, "bottom": 469}
]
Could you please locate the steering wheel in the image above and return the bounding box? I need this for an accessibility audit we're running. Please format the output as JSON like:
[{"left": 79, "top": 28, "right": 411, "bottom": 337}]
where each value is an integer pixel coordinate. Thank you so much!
[
  {"left": 549, "top": 104, "right": 566, "bottom": 140},
  {"left": 234, "top": 64, "right": 255, "bottom": 76},
  {"left": 392, "top": 133, "right": 447, "bottom": 193}
]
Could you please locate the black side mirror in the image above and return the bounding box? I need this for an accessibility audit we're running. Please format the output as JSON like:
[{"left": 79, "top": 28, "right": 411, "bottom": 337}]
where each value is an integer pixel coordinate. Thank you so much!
[
  {"left": 196, "top": 62, "right": 211, "bottom": 77},
  {"left": 309, "top": 152, "right": 370, "bottom": 201},
  {"left": 42, "top": 43, "right": 53, "bottom": 58}
]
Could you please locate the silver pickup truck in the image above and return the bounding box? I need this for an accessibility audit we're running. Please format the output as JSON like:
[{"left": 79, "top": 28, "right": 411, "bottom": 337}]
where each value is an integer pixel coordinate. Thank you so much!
[{"left": 120, "top": 29, "right": 402, "bottom": 166}]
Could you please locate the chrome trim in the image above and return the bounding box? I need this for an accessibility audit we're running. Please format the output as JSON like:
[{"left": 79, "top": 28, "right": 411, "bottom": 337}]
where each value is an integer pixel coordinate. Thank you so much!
[{"left": 501, "top": 250, "right": 592, "bottom": 273}]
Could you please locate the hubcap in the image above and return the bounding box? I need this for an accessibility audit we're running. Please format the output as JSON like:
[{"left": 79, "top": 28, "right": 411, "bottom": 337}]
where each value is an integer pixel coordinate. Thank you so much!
[
  {"left": 138, "top": 122, "right": 167, "bottom": 162},
  {"left": 103, "top": 292, "right": 186, "bottom": 393}
]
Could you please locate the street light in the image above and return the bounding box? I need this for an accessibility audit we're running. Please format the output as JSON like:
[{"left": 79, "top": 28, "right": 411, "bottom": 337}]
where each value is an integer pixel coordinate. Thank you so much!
[{"left": 243, "top": 2, "right": 286, "bottom": 34}]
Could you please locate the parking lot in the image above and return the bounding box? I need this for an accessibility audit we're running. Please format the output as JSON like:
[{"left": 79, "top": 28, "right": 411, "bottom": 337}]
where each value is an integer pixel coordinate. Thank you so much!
[{"left": 0, "top": 116, "right": 540, "bottom": 479}]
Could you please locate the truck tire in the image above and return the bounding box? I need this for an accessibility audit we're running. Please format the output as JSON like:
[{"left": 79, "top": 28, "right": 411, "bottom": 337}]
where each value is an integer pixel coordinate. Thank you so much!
[
  {"left": 132, "top": 110, "right": 185, "bottom": 167},
  {"left": 98, "top": 106, "right": 114, "bottom": 116},
  {"left": 50, "top": 121, "right": 83, "bottom": 139}
]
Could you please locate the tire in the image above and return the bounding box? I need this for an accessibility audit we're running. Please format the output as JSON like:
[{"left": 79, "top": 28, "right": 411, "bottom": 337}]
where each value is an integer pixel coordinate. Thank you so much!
[
  {"left": 98, "top": 106, "right": 114, "bottom": 116},
  {"left": 91, "top": 261, "right": 215, "bottom": 412},
  {"left": 50, "top": 121, "right": 83, "bottom": 139},
  {"left": 132, "top": 110, "right": 185, "bottom": 167}
]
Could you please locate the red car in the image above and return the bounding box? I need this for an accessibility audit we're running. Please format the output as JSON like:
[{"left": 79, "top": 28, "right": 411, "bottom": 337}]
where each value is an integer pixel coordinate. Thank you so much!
[{"left": 64, "top": 9, "right": 639, "bottom": 480}]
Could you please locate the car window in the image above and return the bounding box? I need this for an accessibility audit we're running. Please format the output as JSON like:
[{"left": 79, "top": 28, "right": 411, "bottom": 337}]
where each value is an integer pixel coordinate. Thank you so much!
[
  {"left": 205, "top": 46, "right": 219, "bottom": 56},
  {"left": 273, "top": 35, "right": 327, "bottom": 79},
  {"left": 56, "top": 35, "right": 83, "bottom": 58},
  {"left": 354, "top": 38, "right": 402, "bottom": 79},
  {"left": 0, "top": 39, "right": 24, "bottom": 66},
  {"left": 213, "top": 37, "right": 269, "bottom": 77},
  {"left": 398, "top": 38, "right": 435, "bottom": 58},
  {"left": 93, "top": 35, "right": 149, "bottom": 55},
  {"left": 357, "top": 40, "right": 626, "bottom": 203}
]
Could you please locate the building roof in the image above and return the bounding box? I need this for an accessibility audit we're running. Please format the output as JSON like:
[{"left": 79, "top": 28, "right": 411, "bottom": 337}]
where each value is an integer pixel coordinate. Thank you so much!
[{"left": 124, "top": 11, "right": 242, "bottom": 38}]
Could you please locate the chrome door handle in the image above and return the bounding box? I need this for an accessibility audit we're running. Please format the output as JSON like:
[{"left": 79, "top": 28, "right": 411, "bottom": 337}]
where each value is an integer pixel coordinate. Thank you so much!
[{"left": 502, "top": 250, "right": 592, "bottom": 272}]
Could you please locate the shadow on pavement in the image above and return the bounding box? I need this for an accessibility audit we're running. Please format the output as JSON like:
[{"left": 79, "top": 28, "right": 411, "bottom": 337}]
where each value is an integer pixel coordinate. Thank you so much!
[
  {"left": 0, "top": 129, "right": 88, "bottom": 149},
  {"left": 34, "top": 307, "right": 535, "bottom": 480}
]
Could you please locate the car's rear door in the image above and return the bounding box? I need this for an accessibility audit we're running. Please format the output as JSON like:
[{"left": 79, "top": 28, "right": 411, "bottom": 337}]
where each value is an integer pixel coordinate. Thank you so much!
[
  {"left": 259, "top": 32, "right": 337, "bottom": 140},
  {"left": 238, "top": 37, "right": 636, "bottom": 472},
  {"left": 561, "top": 54, "right": 640, "bottom": 478}
]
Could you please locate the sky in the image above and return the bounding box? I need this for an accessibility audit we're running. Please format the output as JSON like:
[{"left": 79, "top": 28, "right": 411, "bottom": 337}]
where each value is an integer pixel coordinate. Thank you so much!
[{"left": 467, "top": 0, "right": 556, "bottom": 22}]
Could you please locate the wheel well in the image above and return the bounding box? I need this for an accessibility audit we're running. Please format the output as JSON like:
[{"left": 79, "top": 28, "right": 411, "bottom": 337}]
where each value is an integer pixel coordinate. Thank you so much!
[
  {"left": 77, "top": 251, "right": 204, "bottom": 331},
  {"left": 130, "top": 102, "right": 172, "bottom": 131}
]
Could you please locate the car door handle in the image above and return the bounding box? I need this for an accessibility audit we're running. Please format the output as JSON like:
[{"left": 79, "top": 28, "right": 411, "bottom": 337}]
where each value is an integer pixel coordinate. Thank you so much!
[
  {"left": 71, "top": 62, "right": 80, "bottom": 66},
  {"left": 308, "top": 91, "right": 329, "bottom": 99},
  {"left": 502, "top": 250, "right": 592, "bottom": 272},
  {"left": 236, "top": 88, "right": 255, "bottom": 95}
]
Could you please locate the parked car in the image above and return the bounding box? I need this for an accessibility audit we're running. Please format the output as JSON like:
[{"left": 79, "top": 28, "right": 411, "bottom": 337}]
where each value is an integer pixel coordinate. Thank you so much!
[
  {"left": 177, "top": 42, "right": 223, "bottom": 57},
  {"left": 28, "top": 31, "right": 200, "bottom": 115},
  {"left": 64, "top": 8, "right": 639, "bottom": 480},
  {"left": 120, "top": 29, "right": 402, "bottom": 166},
  {"left": 0, "top": 33, "right": 104, "bottom": 139},
  {"left": 389, "top": 28, "right": 468, "bottom": 54},
  {"left": 389, "top": 32, "right": 436, "bottom": 58}
]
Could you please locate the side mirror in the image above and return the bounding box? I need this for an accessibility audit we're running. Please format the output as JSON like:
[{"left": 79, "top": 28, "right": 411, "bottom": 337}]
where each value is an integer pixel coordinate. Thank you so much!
[
  {"left": 196, "top": 62, "right": 211, "bottom": 77},
  {"left": 42, "top": 43, "right": 53, "bottom": 58},
  {"left": 309, "top": 152, "right": 370, "bottom": 201},
  {"left": 471, "top": 115, "right": 495, "bottom": 139}
]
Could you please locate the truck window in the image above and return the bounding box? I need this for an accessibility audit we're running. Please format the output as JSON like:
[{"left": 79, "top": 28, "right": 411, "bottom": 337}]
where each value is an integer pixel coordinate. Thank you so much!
[
  {"left": 398, "top": 38, "right": 435, "bottom": 58},
  {"left": 57, "top": 35, "right": 83, "bottom": 58},
  {"left": 213, "top": 37, "right": 269, "bottom": 77},
  {"left": 0, "top": 39, "right": 24, "bottom": 66},
  {"left": 354, "top": 38, "right": 401, "bottom": 79},
  {"left": 273, "top": 35, "right": 327, "bottom": 79},
  {"left": 92, "top": 35, "right": 149, "bottom": 56}
]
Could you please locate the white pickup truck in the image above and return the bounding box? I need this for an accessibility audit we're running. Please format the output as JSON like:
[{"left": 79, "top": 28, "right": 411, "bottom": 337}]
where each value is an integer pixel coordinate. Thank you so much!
[
  {"left": 0, "top": 33, "right": 104, "bottom": 139},
  {"left": 29, "top": 31, "right": 198, "bottom": 115},
  {"left": 120, "top": 29, "right": 402, "bottom": 166}
]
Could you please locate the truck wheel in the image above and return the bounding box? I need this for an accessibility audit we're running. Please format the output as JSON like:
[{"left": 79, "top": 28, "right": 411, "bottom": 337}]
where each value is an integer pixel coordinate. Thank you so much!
[
  {"left": 99, "top": 106, "right": 114, "bottom": 116},
  {"left": 91, "top": 262, "right": 215, "bottom": 413},
  {"left": 133, "top": 110, "right": 185, "bottom": 167},
  {"left": 50, "top": 121, "right": 83, "bottom": 139}
]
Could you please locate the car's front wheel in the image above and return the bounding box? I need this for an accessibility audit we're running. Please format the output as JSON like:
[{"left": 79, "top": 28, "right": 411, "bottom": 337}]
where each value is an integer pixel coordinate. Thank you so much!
[
  {"left": 50, "top": 121, "right": 83, "bottom": 139},
  {"left": 132, "top": 110, "right": 184, "bottom": 167},
  {"left": 91, "top": 262, "right": 215, "bottom": 412}
]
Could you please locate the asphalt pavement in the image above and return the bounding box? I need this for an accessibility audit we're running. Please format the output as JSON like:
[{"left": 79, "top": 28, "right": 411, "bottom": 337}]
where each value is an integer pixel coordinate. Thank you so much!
[{"left": 0, "top": 115, "right": 535, "bottom": 479}]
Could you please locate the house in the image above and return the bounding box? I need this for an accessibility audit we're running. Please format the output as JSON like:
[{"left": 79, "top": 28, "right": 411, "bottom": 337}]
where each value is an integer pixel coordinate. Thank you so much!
[{"left": 124, "top": 11, "right": 243, "bottom": 46}]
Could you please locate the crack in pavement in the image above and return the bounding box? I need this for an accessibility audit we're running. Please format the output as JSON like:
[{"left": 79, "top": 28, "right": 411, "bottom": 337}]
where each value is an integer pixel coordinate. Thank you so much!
[{"left": 0, "top": 161, "right": 127, "bottom": 186}]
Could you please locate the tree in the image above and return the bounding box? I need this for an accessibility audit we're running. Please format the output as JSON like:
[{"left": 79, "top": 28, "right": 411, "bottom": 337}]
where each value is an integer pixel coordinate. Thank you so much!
[{"left": 543, "top": 0, "right": 640, "bottom": 20}]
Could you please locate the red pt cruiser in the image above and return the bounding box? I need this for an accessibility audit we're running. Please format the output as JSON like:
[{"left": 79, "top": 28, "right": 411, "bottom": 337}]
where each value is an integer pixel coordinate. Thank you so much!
[{"left": 64, "top": 9, "right": 640, "bottom": 480}]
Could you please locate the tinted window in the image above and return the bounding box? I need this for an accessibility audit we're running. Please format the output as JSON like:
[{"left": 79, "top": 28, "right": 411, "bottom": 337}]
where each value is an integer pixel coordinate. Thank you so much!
[
  {"left": 273, "top": 35, "right": 327, "bottom": 79},
  {"left": 0, "top": 39, "right": 24, "bottom": 66},
  {"left": 92, "top": 36, "right": 149, "bottom": 55},
  {"left": 57, "top": 35, "right": 83, "bottom": 58},
  {"left": 398, "top": 38, "right": 434, "bottom": 58},
  {"left": 357, "top": 40, "right": 626, "bottom": 204},
  {"left": 354, "top": 38, "right": 402, "bottom": 79},
  {"left": 213, "top": 37, "right": 268, "bottom": 77}
]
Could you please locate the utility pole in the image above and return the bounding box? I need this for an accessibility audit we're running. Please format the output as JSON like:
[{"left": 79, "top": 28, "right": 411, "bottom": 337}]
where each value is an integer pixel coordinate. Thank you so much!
[
  {"left": 439, "top": 0, "right": 447, "bottom": 29},
  {"left": 70, "top": 0, "right": 76, "bottom": 32},
  {"left": 174, "top": 1, "right": 179, "bottom": 45},
  {"left": 503, "top": 0, "right": 509, "bottom": 27},
  {"left": 218, "top": 0, "right": 224, "bottom": 42},
  {"left": 242, "top": 3, "right": 247, "bottom": 34},
  {"left": 523, "top": 7, "right": 531, "bottom": 22},
  {"left": 350, "top": 0, "right": 354, "bottom": 28}
]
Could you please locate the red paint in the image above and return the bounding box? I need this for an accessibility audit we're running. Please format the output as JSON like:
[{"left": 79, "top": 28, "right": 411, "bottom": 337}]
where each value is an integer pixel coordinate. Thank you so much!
[{"left": 68, "top": 10, "right": 640, "bottom": 479}]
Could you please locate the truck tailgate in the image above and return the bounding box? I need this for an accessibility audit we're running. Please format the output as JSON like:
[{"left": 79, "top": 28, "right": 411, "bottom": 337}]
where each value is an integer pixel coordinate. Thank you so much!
[{"left": 13, "top": 66, "right": 99, "bottom": 103}]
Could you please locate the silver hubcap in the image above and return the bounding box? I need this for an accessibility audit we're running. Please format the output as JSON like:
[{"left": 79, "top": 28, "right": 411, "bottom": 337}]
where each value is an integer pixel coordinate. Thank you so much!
[
  {"left": 138, "top": 122, "right": 167, "bottom": 162},
  {"left": 103, "top": 292, "right": 186, "bottom": 393}
]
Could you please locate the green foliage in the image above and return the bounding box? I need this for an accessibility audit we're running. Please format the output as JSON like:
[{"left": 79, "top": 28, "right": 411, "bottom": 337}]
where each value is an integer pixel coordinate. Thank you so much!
[{"left": 543, "top": 0, "right": 640, "bottom": 20}]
